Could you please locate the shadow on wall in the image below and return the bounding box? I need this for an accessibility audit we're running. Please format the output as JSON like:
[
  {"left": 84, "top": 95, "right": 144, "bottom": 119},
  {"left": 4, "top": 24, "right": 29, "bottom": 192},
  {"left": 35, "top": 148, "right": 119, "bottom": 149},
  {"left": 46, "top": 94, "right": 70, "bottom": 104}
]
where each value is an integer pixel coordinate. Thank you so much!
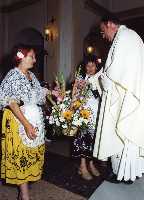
[
  {"left": 66, "top": 25, "right": 110, "bottom": 93},
  {"left": 0, "top": 27, "right": 46, "bottom": 82},
  {"left": 83, "top": 25, "right": 109, "bottom": 64},
  {"left": 0, "top": 53, "right": 13, "bottom": 82},
  {"left": 15, "top": 27, "right": 46, "bottom": 81},
  {"left": 123, "top": 16, "right": 144, "bottom": 41}
]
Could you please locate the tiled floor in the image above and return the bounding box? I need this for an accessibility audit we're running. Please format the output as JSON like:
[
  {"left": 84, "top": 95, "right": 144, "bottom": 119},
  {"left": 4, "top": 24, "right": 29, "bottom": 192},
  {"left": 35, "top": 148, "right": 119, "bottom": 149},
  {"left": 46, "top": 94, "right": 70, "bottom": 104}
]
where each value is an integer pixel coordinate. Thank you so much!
[
  {"left": 0, "top": 180, "right": 86, "bottom": 200},
  {"left": 0, "top": 139, "right": 104, "bottom": 200},
  {"left": 1, "top": 134, "right": 144, "bottom": 200},
  {"left": 46, "top": 136, "right": 71, "bottom": 157},
  {"left": 89, "top": 176, "right": 144, "bottom": 200},
  {"left": 44, "top": 139, "right": 104, "bottom": 198}
]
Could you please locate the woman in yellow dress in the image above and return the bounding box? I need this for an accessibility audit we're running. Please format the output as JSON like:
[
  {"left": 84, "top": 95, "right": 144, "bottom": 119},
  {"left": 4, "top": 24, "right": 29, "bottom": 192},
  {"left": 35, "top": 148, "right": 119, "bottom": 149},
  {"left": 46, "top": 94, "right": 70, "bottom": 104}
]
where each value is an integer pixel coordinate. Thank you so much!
[{"left": 0, "top": 45, "right": 48, "bottom": 200}]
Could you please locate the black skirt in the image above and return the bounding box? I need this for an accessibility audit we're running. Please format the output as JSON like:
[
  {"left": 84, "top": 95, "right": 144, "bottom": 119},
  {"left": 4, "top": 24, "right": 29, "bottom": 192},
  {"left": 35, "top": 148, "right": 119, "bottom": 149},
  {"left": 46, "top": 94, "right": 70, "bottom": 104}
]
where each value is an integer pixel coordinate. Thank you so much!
[{"left": 72, "top": 128, "right": 95, "bottom": 159}]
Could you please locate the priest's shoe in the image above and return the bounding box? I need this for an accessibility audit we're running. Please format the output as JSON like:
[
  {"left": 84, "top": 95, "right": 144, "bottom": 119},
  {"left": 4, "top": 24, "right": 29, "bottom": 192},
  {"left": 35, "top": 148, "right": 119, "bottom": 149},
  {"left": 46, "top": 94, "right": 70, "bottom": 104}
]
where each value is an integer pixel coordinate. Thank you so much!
[
  {"left": 122, "top": 180, "right": 134, "bottom": 185},
  {"left": 106, "top": 172, "right": 121, "bottom": 184},
  {"left": 106, "top": 172, "right": 134, "bottom": 184}
]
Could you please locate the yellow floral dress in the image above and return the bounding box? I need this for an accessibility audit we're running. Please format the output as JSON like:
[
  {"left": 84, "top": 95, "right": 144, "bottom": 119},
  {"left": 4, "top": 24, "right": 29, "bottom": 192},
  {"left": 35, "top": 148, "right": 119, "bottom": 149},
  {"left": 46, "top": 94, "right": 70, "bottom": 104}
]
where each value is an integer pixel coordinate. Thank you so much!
[{"left": 0, "top": 68, "right": 46, "bottom": 185}]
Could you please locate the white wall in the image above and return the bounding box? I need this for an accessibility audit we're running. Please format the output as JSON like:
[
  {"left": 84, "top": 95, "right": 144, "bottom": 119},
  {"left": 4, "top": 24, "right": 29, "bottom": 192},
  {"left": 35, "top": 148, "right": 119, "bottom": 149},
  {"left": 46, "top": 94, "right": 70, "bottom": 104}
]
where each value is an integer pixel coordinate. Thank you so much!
[
  {"left": 5, "top": 1, "right": 45, "bottom": 51},
  {"left": 1, "top": 0, "right": 101, "bottom": 82},
  {"left": 46, "top": 0, "right": 101, "bottom": 81},
  {"left": 44, "top": 0, "right": 60, "bottom": 82},
  {"left": 48, "top": 0, "right": 101, "bottom": 81},
  {"left": 1, "top": 0, "right": 60, "bottom": 82},
  {"left": 58, "top": 0, "right": 74, "bottom": 81},
  {"left": 73, "top": 0, "right": 100, "bottom": 76}
]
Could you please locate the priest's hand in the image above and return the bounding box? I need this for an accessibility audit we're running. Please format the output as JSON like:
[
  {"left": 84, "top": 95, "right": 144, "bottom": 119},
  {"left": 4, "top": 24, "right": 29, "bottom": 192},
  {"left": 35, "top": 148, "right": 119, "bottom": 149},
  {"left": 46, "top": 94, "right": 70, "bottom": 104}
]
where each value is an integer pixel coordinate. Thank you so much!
[{"left": 100, "top": 72, "right": 112, "bottom": 92}]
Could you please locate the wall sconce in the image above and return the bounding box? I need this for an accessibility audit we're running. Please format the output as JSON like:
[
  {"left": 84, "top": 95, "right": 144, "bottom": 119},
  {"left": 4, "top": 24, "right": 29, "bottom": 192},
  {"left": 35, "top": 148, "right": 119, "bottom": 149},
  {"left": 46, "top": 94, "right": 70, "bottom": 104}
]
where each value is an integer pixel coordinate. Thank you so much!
[
  {"left": 44, "top": 27, "right": 54, "bottom": 41},
  {"left": 87, "top": 46, "right": 94, "bottom": 54},
  {"left": 44, "top": 16, "right": 56, "bottom": 41}
]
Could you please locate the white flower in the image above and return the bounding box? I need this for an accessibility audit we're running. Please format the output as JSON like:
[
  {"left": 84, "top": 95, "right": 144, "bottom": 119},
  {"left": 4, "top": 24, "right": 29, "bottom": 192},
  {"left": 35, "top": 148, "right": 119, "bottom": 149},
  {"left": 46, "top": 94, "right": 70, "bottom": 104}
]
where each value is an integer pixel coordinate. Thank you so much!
[
  {"left": 62, "top": 124, "right": 68, "bottom": 129},
  {"left": 66, "top": 90, "right": 71, "bottom": 93},
  {"left": 64, "top": 96, "right": 70, "bottom": 101},
  {"left": 59, "top": 103, "right": 66, "bottom": 110},
  {"left": 83, "top": 119, "right": 88, "bottom": 124},
  {"left": 17, "top": 51, "right": 24, "bottom": 59},
  {"left": 55, "top": 119, "right": 60, "bottom": 126},
  {"left": 49, "top": 116, "right": 54, "bottom": 124},
  {"left": 59, "top": 117, "right": 65, "bottom": 122},
  {"left": 72, "top": 119, "right": 82, "bottom": 126},
  {"left": 46, "top": 116, "right": 49, "bottom": 120}
]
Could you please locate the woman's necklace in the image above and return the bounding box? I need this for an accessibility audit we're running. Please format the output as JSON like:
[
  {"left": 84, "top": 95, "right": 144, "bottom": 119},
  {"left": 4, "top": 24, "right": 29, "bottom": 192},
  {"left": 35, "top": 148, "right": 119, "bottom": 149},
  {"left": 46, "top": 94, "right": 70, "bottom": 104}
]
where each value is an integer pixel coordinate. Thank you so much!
[
  {"left": 18, "top": 68, "right": 31, "bottom": 79},
  {"left": 17, "top": 68, "right": 33, "bottom": 87}
]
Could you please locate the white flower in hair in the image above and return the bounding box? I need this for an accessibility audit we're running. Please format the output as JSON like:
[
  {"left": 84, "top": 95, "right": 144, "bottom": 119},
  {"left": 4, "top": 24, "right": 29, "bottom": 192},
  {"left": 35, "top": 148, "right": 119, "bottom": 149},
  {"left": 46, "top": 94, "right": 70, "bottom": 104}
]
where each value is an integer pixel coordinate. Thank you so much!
[{"left": 17, "top": 51, "right": 24, "bottom": 59}]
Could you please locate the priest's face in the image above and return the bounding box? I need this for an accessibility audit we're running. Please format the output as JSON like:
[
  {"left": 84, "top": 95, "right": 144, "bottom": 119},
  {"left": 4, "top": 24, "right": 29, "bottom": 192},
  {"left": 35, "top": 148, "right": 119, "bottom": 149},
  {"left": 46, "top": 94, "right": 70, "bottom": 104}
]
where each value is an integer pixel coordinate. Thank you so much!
[
  {"left": 86, "top": 62, "right": 97, "bottom": 75},
  {"left": 100, "top": 22, "right": 115, "bottom": 42}
]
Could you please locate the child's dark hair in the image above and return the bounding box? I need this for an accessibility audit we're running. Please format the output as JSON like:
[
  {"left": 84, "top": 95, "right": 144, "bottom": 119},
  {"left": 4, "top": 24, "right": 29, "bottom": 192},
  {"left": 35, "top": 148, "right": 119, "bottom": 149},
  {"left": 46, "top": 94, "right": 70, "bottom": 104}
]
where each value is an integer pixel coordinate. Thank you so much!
[
  {"left": 83, "top": 54, "right": 97, "bottom": 66},
  {"left": 77, "top": 55, "right": 101, "bottom": 78}
]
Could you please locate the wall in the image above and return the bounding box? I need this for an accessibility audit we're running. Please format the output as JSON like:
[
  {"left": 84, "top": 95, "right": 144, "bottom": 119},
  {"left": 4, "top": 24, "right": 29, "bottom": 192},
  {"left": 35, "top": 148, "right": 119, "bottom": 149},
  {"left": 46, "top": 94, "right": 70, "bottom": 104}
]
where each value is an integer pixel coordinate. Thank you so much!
[
  {"left": 48, "top": 0, "right": 101, "bottom": 81},
  {"left": 0, "top": 0, "right": 101, "bottom": 82},
  {"left": 1, "top": 0, "right": 59, "bottom": 82},
  {"left": 110, "top": 0, "right": 144, "bottom": 12},
  {"left": 72, "top": 0, "right": 100, "bottom": 77},
  {"left": 94, "top": 0, "right": 144, "bottom": 12},
  {"left": 44, "top": 0, "right": 59, "bottom": 82},
  {"left": 4, "top": 1, "right": 45, "bottom": 51},
  {"left": 0, "top": 12, "right": 4, "bottom": 59},
  {"left": 93, "top": 0, "right": 110, "bottom": 9},
  {"left": 58, "top": 0, "right": 73, "bottom": 81},
  {"left": 0, "top": 1, "right": 46, "bottom": 80},
  {"left": 0, "top": 12, "right": 4, "bottom": 80}
]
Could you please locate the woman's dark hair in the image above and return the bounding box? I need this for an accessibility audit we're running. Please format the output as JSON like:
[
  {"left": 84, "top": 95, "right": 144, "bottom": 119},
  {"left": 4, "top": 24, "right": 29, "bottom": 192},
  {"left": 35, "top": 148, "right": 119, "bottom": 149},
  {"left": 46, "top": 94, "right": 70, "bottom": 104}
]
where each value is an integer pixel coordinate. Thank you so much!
[
  {"left": 77, "top": 55, "right": 101, "bottom": 79},
  {"left": 12, "top": 44, "right": 35, "bottom": 67},
  {"left": 101, "top": 13, "right": 121, "bottom": 25}
]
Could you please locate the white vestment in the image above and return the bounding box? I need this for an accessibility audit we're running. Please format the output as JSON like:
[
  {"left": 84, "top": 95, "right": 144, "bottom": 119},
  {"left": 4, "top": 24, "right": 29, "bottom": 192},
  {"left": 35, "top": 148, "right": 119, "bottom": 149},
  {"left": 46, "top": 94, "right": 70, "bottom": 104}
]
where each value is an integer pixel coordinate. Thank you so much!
[
  {"left": 85, "top": 74, "right": 102, "bottom": 129},
  {"left": 93, "top": 25, "right": 144, "bottom": 180}
]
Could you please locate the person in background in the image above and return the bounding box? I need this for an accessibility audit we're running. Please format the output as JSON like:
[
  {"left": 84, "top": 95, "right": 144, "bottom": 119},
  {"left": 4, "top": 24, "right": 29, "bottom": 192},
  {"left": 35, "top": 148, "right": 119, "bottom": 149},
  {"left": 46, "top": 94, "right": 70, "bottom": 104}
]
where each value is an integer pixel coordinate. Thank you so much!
[
  {"left": 72, "top": 55, "right": 102, "bottom": 180},
  {"left": 0, "top": 45, "right": 48, "bottom": 200}
]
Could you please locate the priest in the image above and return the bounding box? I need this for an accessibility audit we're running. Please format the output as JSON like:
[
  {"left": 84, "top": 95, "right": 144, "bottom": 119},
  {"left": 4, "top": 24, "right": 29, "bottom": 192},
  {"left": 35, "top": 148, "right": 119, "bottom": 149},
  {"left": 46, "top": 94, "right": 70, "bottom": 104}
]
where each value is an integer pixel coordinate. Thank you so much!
[{"left": 93, "top": 14, "right": 144, "bottom": 183}]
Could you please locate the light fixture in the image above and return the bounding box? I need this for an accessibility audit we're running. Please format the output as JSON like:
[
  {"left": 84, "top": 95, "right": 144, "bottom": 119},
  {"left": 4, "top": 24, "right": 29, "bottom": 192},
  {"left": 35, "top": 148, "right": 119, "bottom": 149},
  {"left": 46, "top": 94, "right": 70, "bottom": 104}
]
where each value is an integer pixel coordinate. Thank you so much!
[
  {"left": 44, "top": 16, "right": 56, "bottom": 42},
  {"left": 44, "top": 27, "right": 54, "bottom": 41},
  {"left": 87, "top": 46, "right": 94, "bottom": 54}
]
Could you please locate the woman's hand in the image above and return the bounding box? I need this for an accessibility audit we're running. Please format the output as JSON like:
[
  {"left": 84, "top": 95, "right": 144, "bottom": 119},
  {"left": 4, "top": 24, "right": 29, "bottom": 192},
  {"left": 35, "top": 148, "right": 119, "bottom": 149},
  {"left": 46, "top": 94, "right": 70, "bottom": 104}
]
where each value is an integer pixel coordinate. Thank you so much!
[
  {"left": 43, "top": 88, "right": 51, "bottom": 96},
  {"left": 9, "top": 101, "right": 38, "bottom": 140},
  {"left": 24, "top": 122, "right": 37, "bottom": 140}
]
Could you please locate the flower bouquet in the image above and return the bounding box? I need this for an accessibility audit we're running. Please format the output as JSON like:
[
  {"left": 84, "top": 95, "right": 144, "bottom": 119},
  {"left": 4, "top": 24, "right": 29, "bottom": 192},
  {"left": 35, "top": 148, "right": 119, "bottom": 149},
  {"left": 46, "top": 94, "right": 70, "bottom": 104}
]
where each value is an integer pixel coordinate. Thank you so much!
[{"left": 47, "top": 72, "right": 92, "bottom": 136}]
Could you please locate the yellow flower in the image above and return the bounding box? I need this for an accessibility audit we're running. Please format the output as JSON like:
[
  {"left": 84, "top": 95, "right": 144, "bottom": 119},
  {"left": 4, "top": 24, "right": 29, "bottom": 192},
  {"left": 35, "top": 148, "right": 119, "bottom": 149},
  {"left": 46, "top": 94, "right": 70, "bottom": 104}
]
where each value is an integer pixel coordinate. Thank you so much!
[
  {"left": 73, "top": 100, "right": 81, "bottom": 109},
  {"left": 62, "top": 110, "right": 73, "bottom": 121},
  {"left": 80, "top": 109, "right": 91, "bottom": 119}
]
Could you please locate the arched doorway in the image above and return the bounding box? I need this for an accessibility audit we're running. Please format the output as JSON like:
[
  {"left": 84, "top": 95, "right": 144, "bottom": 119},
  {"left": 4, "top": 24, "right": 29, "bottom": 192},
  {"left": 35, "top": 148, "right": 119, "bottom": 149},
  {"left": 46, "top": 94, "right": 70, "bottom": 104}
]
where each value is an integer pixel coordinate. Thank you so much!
[{"left": 15, "top": 27, "right": 45, "bottom": 81}]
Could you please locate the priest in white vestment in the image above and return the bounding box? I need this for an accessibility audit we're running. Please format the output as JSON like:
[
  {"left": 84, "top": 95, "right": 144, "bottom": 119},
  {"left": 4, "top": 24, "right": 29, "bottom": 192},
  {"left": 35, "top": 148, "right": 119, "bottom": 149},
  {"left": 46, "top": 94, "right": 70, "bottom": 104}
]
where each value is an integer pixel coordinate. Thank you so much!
[{"left": 93, "top": 14, "right": 144, "bottom": 182}]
